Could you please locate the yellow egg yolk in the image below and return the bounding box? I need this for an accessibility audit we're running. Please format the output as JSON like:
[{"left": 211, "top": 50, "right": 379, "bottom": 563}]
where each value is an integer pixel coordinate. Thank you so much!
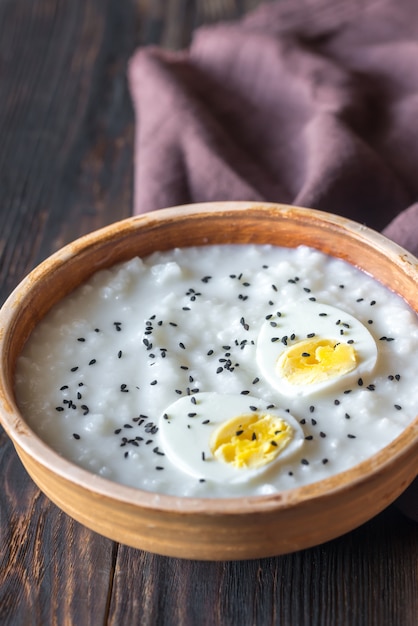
[
  {"left": 210, "top": 413, "right": 293, "bottom": 469},
  {"left": 277, "top": 338, "right": 357, "bottom": 386}
]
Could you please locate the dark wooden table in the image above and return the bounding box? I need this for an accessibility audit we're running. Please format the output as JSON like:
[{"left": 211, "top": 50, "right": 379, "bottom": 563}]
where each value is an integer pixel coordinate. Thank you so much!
[{"left": 0, "top": 1, "right": 417, "bottom": 624}]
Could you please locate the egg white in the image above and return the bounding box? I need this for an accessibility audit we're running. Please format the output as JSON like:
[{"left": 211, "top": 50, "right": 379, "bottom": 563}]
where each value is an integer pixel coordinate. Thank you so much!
[
  {"left": 158, "top": 392, "right": 304, "bottom": 484},
  {"left": 256, "top": 300, "right": 378, "bottom": 398}
]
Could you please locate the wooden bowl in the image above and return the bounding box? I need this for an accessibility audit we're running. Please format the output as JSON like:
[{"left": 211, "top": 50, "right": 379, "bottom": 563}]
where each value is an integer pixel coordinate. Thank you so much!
[{"left": 0, "top": 202, "right": 417, "bottom": 560}]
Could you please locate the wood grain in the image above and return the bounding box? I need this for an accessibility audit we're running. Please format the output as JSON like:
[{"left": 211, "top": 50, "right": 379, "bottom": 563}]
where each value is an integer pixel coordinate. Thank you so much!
[{"left": 0, "top": 0, "right": 417, "bottom": 624}]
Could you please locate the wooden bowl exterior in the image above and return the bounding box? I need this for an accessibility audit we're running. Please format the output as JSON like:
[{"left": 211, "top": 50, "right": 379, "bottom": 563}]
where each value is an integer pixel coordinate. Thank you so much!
[{"left": 0, "top": 202, "right": 417, "bottom": 560}]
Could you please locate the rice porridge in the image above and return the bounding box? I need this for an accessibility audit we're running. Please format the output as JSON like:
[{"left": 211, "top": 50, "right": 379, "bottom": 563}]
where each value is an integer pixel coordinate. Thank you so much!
[{"left": 15, "top": 244, "right": 418, "bottom": 498}]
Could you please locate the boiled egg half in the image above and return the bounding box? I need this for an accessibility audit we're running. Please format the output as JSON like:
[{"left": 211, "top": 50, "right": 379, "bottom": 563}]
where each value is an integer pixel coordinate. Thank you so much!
[
  {"left": 256, "top": 300, "right": 378, "bottom": 397},
  {"left": 158, "top": 392, "right": 304, "bottom": 483}
]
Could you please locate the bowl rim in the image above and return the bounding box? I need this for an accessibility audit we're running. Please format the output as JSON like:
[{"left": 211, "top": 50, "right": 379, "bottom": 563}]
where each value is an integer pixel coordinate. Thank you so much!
[{"left": 1, "top": 201, "right": 417, "bottom": 516}]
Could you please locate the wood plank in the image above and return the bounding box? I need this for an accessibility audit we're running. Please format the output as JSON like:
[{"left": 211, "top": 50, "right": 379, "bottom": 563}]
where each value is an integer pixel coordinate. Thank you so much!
[{"left": 107, "top": 508, "right": 418, "bottom": 625}]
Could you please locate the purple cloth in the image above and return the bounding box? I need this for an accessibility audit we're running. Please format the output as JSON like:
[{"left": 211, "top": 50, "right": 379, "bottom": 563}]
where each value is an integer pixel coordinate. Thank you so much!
[{"left": 128, "top": 0, "right": 418, "bottom": 519}]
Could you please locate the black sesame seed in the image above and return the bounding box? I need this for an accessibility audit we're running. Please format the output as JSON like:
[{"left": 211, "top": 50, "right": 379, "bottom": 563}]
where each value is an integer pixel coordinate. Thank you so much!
[
  {"left": 301, "top": 459, "right": 309, "bottom": 465},
  {"left": 345, "top": 413, "right": 351, "bottom": 419},
  {"left": 77, "top": 337, "right": 85, "bottom": 342},
  {"left": 179, "top": 342, "right": 186, "bottom": 349},
  {"left": 322, "top": 458, "right": 329, "bottom": 464},
  {"left": 73, "top": 433, "right": 81, "bottom": 440},
  {"left": 357, "top": 378, "right": 364, "bottom": 387},
  {"left": 235, "top": 430, "right": 244, "bottom": 436},
  {"left": 394, "top": 404, "right": 402, "bottom": 411},
  {"left": 309, "top": 406, "right": 315, "bottom": 413},
  {"left": 305, "top": 435, "right": 313, "bottom": 441},
  {"left": 89, "top": 359, "right": 96, "bottom": 366},
  {"left": 155, "top": 466, "right": 164, "bottom": 470},
  {"left": 271, "top": 440, "right": 278, "bottom": 446},
  {"left": 70, "top": 366, "right": 79, "bottom": 372},
  {"left": 55, "top": 406, "right": 64, "bottom": 412},
  {"left": 347, "top": 434, "right": 356, "bottom": 439},
  {"left": 320, "top": 432, "right": 326, "bottom": 438}
]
